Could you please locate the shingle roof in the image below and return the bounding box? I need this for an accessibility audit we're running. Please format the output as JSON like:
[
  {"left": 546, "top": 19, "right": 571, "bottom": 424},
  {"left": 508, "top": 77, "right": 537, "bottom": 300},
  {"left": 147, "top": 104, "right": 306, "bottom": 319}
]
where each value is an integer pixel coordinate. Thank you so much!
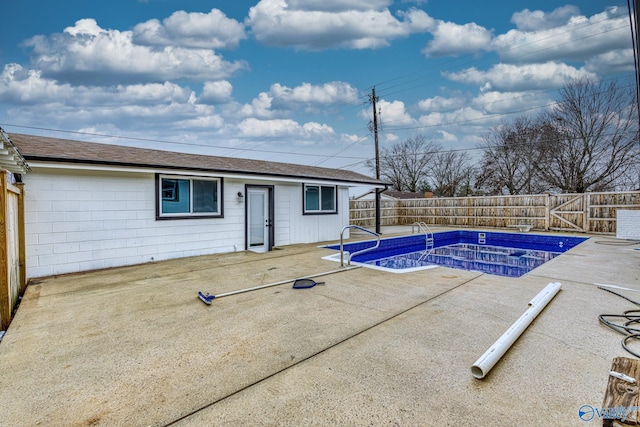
[
  {"left": 383, "top": 190, "right": 426, "bottom": 199},
  {"left": 9, "top": 133, "right": 387, "bottom": 186},
  {"left": 0, "top": 129, "right": 30, "bottom": 174}
]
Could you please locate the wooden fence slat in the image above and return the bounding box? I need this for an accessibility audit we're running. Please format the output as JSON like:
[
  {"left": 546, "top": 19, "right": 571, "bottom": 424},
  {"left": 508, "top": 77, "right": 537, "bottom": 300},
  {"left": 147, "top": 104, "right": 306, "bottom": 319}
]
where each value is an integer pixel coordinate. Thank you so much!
[
  {"left": 16, "top": 183, "right": 26, "bottom": 294},
  {"left": 0, "top": 172, "right": 9, "bottom": 329},
  {"left": 350, "top": 191, "right": 640, "bottom": 234},
  {"left": 0, "top": 173, "right": 24, "bottom": 330}
]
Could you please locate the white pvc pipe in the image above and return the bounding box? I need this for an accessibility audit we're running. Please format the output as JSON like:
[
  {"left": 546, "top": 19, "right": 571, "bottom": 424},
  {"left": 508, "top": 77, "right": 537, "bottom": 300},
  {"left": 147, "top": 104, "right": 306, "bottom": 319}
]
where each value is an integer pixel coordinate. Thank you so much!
[{"left": 471, "top": 282, "right": 562, "bottom": 379}]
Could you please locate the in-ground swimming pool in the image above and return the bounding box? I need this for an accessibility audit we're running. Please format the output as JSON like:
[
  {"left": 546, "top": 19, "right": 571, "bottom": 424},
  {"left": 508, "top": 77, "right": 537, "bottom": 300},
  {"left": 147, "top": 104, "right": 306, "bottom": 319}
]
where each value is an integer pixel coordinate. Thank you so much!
[{"left": 323, "top": 230, "right": 587, "bottom": 277}]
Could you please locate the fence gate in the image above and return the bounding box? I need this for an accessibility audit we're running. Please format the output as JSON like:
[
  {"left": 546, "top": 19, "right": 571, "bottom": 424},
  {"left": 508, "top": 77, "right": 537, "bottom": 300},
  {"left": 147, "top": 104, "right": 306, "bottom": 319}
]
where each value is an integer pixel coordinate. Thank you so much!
[
  {"left": 1, "top": 172, "right": 26, "bottom": 330},
  {"left": 548, "top": 194, "right": 586, "bottom": 232}
]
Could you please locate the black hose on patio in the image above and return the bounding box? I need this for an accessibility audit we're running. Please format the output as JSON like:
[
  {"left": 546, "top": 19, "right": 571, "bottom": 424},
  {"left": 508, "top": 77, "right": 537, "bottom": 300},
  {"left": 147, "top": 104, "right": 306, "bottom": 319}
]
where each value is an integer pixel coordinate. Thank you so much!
[{"left": 599, "top": 286, "right": 640, "bottom": 358}]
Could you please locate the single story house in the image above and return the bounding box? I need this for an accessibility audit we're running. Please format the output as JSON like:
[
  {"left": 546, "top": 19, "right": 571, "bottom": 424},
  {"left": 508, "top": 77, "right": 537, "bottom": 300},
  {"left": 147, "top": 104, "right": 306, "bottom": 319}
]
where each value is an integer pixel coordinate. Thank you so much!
[{"left": 8, "top": 133, "right": 387, "bottom": 278}]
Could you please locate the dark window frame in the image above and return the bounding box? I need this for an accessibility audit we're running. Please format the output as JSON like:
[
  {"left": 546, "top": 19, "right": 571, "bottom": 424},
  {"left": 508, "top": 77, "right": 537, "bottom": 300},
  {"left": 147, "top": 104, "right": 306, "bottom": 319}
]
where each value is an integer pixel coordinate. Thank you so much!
[
  {"left": 302, "top": 184, "right": 338, "bottom": 215},
  {"left": 155, "top": 174, "right": 224, "bottom": 220}
]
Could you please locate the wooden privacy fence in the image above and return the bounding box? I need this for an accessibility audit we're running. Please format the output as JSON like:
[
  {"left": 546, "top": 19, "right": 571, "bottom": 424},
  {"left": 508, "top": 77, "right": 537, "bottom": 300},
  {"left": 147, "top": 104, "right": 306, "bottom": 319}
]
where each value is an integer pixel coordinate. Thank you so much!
[
  {"left": 350, "top": 191, "right": 640, "bottom": 234},
  {"left": 0, "top": 171, "right": 26, "bottom": 330}
]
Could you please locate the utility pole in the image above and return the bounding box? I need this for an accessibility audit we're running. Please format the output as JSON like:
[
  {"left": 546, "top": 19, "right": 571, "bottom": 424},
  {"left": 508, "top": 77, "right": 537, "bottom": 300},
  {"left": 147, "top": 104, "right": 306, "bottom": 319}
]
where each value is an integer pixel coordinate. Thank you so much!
[
  {"left": 371, "top": 87, "right": 380, "bottom": 180},
  {"left": 369, "top": 87, "right": 381, "bottom": 234}
]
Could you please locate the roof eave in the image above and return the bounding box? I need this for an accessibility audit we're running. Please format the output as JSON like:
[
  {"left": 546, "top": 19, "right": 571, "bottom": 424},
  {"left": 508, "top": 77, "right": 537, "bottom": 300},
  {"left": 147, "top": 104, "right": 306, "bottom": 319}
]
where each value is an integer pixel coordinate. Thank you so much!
[
  {"left": 0, "top": 128, "right": 30, "bottom": 174},
  {"left": 24, "top": 156, "right": 388, "bottom": 187}
]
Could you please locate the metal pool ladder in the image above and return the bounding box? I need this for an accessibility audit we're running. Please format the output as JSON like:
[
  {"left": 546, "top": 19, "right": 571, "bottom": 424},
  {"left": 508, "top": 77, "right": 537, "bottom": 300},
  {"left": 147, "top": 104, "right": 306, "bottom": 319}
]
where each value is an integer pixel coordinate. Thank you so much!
[
  {"left": 340, "top": 225, "right": 381, "bottom": 267},
  {"left": 412, "top": 222, "right": 434, "bottom": 260}
]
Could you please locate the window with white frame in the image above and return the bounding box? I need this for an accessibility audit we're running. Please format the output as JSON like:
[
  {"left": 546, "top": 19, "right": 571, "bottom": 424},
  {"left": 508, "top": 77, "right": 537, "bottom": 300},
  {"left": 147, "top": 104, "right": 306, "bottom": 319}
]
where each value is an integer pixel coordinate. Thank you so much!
[
  {"left": 157, "top": 174, "right": 223, "bottom": 218},
  {"left": 303, "top": 184, "right": 337, "bottom": 214}
]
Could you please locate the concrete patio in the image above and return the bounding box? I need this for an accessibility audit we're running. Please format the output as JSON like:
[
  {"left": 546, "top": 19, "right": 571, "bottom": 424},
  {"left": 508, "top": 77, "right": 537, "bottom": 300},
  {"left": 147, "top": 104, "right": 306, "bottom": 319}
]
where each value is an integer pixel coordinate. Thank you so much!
[{"left": 1, "top": 227, "right": 639, "bottom": 426}]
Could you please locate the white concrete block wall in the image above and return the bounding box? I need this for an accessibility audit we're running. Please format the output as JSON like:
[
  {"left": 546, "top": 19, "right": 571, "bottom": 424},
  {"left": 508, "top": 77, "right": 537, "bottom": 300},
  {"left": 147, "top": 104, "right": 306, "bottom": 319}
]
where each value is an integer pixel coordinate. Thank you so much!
[
  {"left": 24, "top": 169, "right": 247, "bottom": 277},
  {"left": 286, "top": 185, "right": 350, "bottom": 244},
  {"left": 23, "top": 168, "right": 354, "bottom": 278},
  {"left": 273, "top": 184, "right": 292, "bottom": 247},
  {"left": 617, "top": 210, "right": 640, "bottom": 240}
]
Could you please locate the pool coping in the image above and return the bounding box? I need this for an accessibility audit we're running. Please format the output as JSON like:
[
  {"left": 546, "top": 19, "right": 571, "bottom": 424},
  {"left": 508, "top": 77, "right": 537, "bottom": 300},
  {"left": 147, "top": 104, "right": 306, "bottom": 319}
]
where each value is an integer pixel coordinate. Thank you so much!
[{"left": 321, "top": 229, "right": 588, "bottom": 275}]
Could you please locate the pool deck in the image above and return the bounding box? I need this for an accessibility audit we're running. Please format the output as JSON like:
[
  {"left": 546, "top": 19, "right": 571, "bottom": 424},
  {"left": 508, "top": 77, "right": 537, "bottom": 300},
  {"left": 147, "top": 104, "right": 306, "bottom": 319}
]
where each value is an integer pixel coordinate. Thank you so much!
[{"left": 1, "top": 227, "right": 639, "bottom": 426}]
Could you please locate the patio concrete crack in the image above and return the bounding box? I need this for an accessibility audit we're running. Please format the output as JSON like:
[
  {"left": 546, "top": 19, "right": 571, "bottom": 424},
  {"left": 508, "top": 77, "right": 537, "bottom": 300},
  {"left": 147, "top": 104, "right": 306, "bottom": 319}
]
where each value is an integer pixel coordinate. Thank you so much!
[{"left": 161, "top": 273, "right": 482, "bottom": 426}]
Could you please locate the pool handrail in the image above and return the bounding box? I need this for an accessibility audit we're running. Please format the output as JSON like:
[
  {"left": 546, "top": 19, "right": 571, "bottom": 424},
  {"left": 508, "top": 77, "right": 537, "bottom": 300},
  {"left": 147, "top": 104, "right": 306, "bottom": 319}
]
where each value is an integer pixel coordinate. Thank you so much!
[
  {"left": 339, "top": 225, "right": 381, "bottom": 267},
  {"left": 412, "top": 222, "right": 434, "bottom": 260}
]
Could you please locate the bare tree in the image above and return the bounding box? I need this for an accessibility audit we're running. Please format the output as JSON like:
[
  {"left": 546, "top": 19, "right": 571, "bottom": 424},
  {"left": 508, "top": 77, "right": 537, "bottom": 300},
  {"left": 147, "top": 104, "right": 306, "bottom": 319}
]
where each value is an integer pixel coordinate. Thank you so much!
[
  {"left": 429, "top": 150, "right": 474, "bottom": 197},
  {"left": 536, "top": 78, "right": 639, "bottom": 193},
  {"left": 367, "top": 135, "right": 440, "bottom": 192},
  {"left": 476, "top": 117, "right": 547, "bottom": 195}
]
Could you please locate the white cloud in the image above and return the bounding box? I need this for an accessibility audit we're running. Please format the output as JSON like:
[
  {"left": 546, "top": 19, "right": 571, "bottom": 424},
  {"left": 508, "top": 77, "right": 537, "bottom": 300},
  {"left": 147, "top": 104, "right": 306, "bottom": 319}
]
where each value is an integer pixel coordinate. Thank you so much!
[
  {"left": 247, "top": 0, "right": 434, "bottom": 50},
  {"left": 238, "top": 81, "right": 360, "bottom": 117},
  {"left": 422, "top": 20, "right": 493, "bottom": 57},
  {"left": 286, "top": 0, "right": 392, "bottom": 12},
  {"left": 585, "top": 49, "right": 635, "bottom": 75},
  {"left": 342, "top": 133, "right": 365, "bottom": 143},
  {"left": 415, "top": 106, "right": 502, "bottom": 142},
  {"left": 0, "top": 64, "right": 73, "bottom": 104},
  {"left": 0, "top": 64, "right": 194, "bottom": 106},
  {"left": 23, "top": 19, "right": 247, "bottom": 85},
  {"left": 417, "top": 95, "right": 467, "bottom": 112},
  {"left": 0, "top": 62, "right": 225, "bottom": 134},
  {"left": 471, "top": 90, "right": 553, "bottom": 114},
  {"left": 383, "top": 133, "right": 400, "bottom": 143},
  {"left": 511, "top": 5, "right": 580, "bottom": 31},
  {"left": 175, "top": 114, "right": 225, "bottom": 130},
  {"left": 198, "top": 81, "right": 234, "bottom": 104},
  {"left": 239, "top": 92, "right": 275, "bottom": 118},
  {"left": 359, "top": 99, "right": 414, "bottom": 129},
  {"left": 270, "top": 81, "right": 359, "bottom": 109},
  {"left": 436, "top": 130, "right": 457, "bottom": 142},
  {"left": 237, "top": 117, "right": 334, "bottom": 138},
  {"left": 378, "top": 99, "right": 414, "bottom": 127},
  {"left": 417, "top": 106, "right": 485, "bottom": 127},
  {"left": 132, "top": 9, "right": 247, "bottom": 49},
  {"left": 302, "top": 121, "right": 335, "bottom": 135},
  {"left": 115, "top": 82, "right": 193, "bottom": 105},
  {"left": 444, "top": 62, "right": 597, "bottom": 92},
  {"left": 493, "top": 7, "right": 631, "bottom": 64}
]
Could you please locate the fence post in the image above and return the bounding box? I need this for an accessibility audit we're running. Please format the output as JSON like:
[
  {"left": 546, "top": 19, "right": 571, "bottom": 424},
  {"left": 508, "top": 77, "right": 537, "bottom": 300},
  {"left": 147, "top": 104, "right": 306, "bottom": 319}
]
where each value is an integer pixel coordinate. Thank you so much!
[
  {"left": 584, "top": 192, "right": 590, "bottom": 232},
  {"left": 544, "top": 193, "right": 551, "bottom": 230},
  {"left": 16, "top": 182, "right": 26, "bottom": 294},
  {"left": 0, "top": 171, "right": 9, "bottom": 330}
]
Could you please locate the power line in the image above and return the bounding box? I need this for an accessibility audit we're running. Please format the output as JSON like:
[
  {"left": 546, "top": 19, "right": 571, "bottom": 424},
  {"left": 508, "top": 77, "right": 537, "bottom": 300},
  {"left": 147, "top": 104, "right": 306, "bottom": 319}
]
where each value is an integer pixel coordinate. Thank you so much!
[
  {"left": 261, "top": 4, "right": 634, "bottom": 153},
  {"left": 378, "top": 77, "right": 636, "bottom": 133},
  {"left": 371, "top": 8, "right": 631, "bottom": 101},
  {"left": 2, "top": 6, "right": 633, "bottom": 170}
]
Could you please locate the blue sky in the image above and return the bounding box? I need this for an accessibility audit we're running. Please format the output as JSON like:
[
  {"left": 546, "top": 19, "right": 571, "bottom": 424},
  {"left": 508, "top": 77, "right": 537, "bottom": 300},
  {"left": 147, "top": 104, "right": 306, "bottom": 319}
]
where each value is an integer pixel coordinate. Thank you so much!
[{"left": 0, "top": 0, "right": 634, "bottom": 176}]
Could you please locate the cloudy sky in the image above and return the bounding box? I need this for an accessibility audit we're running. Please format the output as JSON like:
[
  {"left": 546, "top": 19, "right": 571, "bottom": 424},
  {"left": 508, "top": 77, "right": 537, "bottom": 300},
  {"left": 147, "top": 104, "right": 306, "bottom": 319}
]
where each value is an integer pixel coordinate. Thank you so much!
[{"left": 0, "top": 0, "right": 634, "bottom": 175}]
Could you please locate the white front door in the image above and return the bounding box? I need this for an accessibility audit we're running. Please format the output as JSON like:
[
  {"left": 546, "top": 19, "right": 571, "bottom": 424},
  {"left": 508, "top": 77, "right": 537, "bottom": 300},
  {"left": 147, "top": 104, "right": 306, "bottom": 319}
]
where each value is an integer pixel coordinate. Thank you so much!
[{"left": 247, "top": 187, "right": 271, "bottom": 252}]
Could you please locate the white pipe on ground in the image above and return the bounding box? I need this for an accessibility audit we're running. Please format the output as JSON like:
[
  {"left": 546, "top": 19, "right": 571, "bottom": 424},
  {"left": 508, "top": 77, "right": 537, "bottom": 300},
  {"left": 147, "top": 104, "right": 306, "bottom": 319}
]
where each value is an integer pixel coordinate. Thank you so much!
[{"left": 471, "top": 282, "right": 562, "bottom": 379}]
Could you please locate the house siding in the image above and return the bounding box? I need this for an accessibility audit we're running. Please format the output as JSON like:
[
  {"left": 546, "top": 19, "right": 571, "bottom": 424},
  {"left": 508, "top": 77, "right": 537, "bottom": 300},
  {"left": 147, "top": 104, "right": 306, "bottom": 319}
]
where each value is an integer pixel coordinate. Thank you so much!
[
  {"left": 288, "top": 185, "right": 350, "bottom": 244},
  {"left": 23, "top": 168, "right": 350, "bottom": 278},
  {"left": 24, "top": 168, "right": 245, "bottom": 277}
]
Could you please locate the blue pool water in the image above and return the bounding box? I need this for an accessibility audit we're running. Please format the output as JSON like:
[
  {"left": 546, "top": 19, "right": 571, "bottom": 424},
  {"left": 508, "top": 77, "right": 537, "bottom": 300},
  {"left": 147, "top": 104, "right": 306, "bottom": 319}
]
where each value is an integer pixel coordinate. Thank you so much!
[{"left": 323, "top": 230, "right": 587, "bottom": 277}]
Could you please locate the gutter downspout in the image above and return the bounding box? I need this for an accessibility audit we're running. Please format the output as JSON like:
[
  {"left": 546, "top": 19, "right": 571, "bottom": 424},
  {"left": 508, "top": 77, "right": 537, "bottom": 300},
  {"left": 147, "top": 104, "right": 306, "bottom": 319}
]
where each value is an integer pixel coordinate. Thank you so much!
[{"left": 375, "top": 185, "right": 387, "bottom": 234}]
